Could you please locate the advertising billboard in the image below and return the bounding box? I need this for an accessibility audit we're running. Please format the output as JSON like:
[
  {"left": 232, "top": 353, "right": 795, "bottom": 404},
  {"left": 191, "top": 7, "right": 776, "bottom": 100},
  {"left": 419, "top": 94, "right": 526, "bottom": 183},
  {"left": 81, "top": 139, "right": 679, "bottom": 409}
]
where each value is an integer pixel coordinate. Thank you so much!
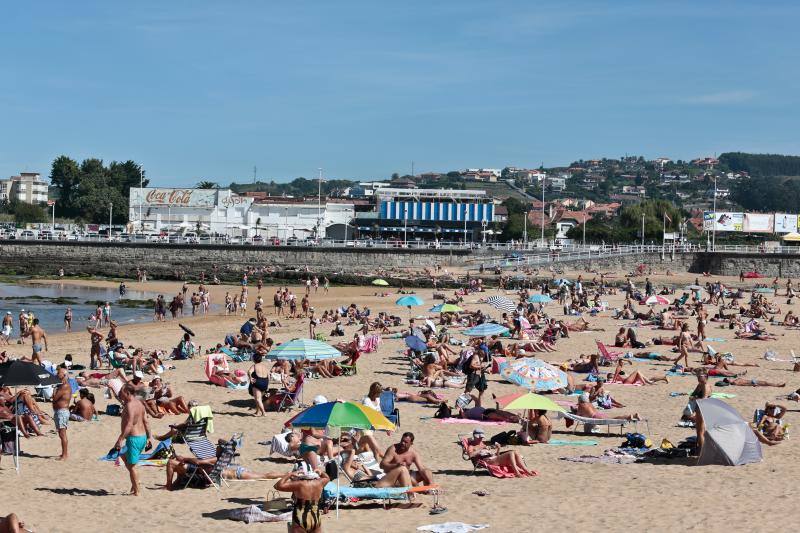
[
  {"left": 130, "top": 188, "right": 218, "bottom": 207},
  {"left": 703, "top": 212, "right": 743, "bottom": 232},
  {"left": 774, "top": 213, "right": 799, "bottom": 233},
  {"left": 743, "top": 213, "right": 774, "bottom": 233}
]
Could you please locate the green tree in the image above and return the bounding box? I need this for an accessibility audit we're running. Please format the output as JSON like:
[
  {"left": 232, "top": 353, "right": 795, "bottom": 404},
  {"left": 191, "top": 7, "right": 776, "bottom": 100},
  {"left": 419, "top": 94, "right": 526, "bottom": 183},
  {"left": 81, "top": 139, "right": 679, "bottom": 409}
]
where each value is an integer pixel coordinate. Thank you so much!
[
  {"left": 501, "top": 212, "right": 526, "bottom": 240},
  {"left": 10, "top": 201, "right": 47, "bottom": 224},
  {"left": 49, "top": 156, "right": 80, "bottom": 213}
]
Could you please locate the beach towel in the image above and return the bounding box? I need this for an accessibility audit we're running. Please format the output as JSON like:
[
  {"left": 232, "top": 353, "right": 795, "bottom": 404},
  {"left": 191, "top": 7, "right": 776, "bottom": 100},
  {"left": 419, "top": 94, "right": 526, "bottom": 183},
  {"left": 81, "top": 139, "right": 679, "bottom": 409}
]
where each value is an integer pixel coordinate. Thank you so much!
[
  {"left": 437, "top": 418, "right": 509, "bottom": 427},
  {"left": 227, "top": 506, "right": 291, "bottom": 524},
  {"left": 560, "top": 453, "right": 638, "bottom": 464},
  {"left": 417, "top": 523, "right": 489, "bottom": 533},
  {"left": 190, "top": 405, "right": 214, "bottom": 433},
  {"left": 546, "top": 439, "right": 598, "bottom": 446},
  {"left": 99, "top": 438, "right": 172, "bottom": 465},
  {"left": 669, "top": 392, "right": 736, "bottom": 399},
  {"left": 481, "top": 462, "right": 537, "bottom": 478}
]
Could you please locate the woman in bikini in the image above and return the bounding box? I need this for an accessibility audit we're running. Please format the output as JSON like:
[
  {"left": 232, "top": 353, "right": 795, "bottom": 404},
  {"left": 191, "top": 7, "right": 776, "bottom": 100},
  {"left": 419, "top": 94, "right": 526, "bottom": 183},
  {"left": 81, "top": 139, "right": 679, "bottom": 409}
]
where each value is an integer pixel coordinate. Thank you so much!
[
  {"left": 606, "top": 360, "right": 668, "bottom": 385},
  {"left": 247, "top": 352, "right": 270, "bottom": 416}
]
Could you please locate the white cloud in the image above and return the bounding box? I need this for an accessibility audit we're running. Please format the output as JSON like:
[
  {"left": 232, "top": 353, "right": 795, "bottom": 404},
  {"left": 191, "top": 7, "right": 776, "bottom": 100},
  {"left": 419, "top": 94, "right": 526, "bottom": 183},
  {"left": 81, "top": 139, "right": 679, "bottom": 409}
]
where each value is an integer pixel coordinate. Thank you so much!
[{"left": 683, "top": 90, "right": 756, "bottom": 105}]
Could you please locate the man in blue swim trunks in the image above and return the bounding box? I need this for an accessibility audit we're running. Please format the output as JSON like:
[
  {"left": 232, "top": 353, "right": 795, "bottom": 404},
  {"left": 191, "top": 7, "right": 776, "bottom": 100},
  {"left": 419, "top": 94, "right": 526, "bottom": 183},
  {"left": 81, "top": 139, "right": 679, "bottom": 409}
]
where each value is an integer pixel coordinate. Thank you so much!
[
  {"left": 23, "top": 318, "right": 47, "bottom": 365},
  {"left": 113, "top": 385, "right": 152, "bottom": 496}
]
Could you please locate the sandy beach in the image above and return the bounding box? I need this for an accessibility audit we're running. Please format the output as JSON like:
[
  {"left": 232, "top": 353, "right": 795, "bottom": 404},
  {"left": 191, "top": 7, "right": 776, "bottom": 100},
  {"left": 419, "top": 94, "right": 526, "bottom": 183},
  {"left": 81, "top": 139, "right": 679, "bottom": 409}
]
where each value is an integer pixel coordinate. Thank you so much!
[{"left": 1, "top": 272, "right": 796, "bottom": 533}]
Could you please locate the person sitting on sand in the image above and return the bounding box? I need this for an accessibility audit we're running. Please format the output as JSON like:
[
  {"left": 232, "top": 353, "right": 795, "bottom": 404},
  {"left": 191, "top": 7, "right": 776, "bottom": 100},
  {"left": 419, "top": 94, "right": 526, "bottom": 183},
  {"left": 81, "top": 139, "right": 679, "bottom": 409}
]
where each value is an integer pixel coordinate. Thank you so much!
[
  {"left": 606, "top": 360, "right": 668, "bottom": 385},
  {"left": 465, "top": 427, "right": 533, "bottom": 476},
  {"left": 379, "top": 432, "right": 434, "bottom": 486},
  {"left": 419, "top": 354, "right": 464, "bottom": 388},
  {"left": 165, "top": 438, "right": 284, "bottom": 490},
  {"left": 69, "top": 388, "right": 97, "bottom": 421},
  {"left": 518, "top": 410, "right": 552, "bottom": 444},
  {"left": 0, "top": 387, "right": 47, "bottom": 437},
  {"left": 575, "top": 393, "right": 640, "bottom": 421},
  {"left": 146, "top": 377, "right": 189, "bottom": 415}
]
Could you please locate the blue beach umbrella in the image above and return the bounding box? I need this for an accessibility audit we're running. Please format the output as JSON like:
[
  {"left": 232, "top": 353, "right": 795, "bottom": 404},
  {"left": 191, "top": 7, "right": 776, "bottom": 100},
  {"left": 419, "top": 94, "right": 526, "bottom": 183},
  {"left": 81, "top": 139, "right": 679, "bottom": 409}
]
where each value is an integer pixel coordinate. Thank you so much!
[
  {"left": 554, "top": 278, "right": 572, "bottom": 286},
  {"left": 463, "top": 323, "right": 509, "bottom": 337},
  {"left": 266, "top": 338, "right": 341, "bottom": 361},
  {"left": 396, "top": 295, "right": 424, "bottom": 307},
  {"left": 404, "top": 335, "right": 428, "bottom": 352},
  {"left": 528, "top": 294, "right": 552, "bottom": 304}
]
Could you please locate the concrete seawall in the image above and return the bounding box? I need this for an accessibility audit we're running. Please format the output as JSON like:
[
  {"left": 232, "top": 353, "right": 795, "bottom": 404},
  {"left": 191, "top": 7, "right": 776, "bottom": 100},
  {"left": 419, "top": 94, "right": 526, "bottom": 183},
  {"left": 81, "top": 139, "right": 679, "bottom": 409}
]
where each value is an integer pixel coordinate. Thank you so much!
[
  {"left": 0, "top": 241, "right": 471, "bottom": 280},
  {"left": 0, "top": 241, "right": 795, "bottom": 282}
]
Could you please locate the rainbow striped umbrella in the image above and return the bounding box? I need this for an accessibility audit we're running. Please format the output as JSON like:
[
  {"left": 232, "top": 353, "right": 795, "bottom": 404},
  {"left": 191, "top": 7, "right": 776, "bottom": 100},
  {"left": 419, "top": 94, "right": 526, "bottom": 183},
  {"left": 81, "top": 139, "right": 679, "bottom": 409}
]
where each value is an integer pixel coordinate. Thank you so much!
[
  {"left": 284, "top": 401, "right": 395, "bottom": 431},
  {"left": 266, "top": 338, "right": 341, "bottom": 361}
]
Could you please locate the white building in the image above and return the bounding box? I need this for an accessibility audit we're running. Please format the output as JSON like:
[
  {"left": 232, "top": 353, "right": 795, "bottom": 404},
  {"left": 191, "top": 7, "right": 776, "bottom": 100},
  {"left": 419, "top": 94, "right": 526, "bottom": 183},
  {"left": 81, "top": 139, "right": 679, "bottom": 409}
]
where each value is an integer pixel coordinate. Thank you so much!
[
  {"left": 0, "top": 172, "right": 49, "bottom": 204},
  {"left": 128, "top": 187, "right": 353, "bottom": 238}
]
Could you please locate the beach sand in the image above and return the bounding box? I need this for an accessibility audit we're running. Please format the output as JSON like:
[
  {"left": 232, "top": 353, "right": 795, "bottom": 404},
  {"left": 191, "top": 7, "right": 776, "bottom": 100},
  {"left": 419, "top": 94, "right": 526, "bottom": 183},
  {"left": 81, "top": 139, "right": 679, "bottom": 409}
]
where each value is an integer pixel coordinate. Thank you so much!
[{"left": 1, "top": 272, "right": 796, "bottom": 533}]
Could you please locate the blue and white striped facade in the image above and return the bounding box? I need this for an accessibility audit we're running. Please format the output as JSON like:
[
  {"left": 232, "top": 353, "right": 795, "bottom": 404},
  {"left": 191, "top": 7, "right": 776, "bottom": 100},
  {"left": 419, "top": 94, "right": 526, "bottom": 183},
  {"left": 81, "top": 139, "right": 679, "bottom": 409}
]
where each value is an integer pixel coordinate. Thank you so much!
[{"left": 380, "top": 199, "right": 494, "bottom": 223}]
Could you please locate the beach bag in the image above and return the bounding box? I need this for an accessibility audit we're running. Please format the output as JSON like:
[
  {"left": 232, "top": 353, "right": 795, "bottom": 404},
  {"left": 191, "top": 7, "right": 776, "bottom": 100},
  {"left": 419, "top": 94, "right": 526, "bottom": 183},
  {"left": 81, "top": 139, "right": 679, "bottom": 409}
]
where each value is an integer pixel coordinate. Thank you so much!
[
  {"left": 263, "top": 490, "right": 292, "bottom": 512},
  {"left": 489, "top": 430, "right": 517, "bottom": 446},
  {"left": 622, "top": 432, "right": 651, "bottom": 449},
  {"left": 106, "top": 404, "right": 121, "bottom": 416},
  {"left": 434, "top": 403, "right": 452, "bottom": 419},
  {"left": 0, "top": 424, "right": 16, "bottom": 455}
]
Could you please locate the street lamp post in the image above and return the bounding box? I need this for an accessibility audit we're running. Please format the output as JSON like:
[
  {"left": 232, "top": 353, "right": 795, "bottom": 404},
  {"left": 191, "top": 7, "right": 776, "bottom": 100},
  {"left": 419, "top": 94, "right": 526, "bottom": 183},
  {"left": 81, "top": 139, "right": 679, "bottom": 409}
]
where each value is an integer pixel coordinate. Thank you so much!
[
  {"left": 523, "top": 210, "right": 528, "bottom": 249},
  {"left": 540, "top": 182, "right": 545, "bottom": 245},
  {"left": 139, "top": 170, "right": 144, "bottom": 233},
  {"left": 403, "top": 204, "right": 408, "bottom": 246},
  {"left": 108, "top": 202, "right": 113, "bottom": 241},
  {"left": 641, "top": 213, "right": 645, "bottom": 248},
  {"left": 317, "top": 168, "right": 323, "bottom": 240},
  {"left": 582, "top": 212, "right": 586, "bottom": 246},
  {"left": 711, "top": 176, "right": 717, "bottom": 251}
]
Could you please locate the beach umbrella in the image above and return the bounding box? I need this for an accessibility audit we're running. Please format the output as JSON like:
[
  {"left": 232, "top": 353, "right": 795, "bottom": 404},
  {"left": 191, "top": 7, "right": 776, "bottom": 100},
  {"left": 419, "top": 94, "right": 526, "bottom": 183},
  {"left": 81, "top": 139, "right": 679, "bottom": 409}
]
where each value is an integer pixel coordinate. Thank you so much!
[
  {"left": 179, "top": 323, "right": 195, "bottom": 337},
  {"left": 553, "top": 278, "right": 571, "bottom": 286},
  {"left": 429, "top": 303, "right": 463, "bottom": 313},
  {"left": 695, "top": 398, "right": 762, "bottom": 466},
  {"left": 371, "top": 279, "right": 389, "bottom": 286},
  {"left": 463, "top": 323, "right": 509, "bottom": 337},
  {"left": 497, "top": 358, "right": 569, "bottom": 392},
  {"left": 493, "top": 392, "right": 566, "bottom": 413},
  {"left": 404, "top": 335, "right": 428, "bottom": 352},
  {"left": 754, "top": 288, "right": 774, "bottom": 294},
  {"left": 528, "top": 294, "right": 552, "bottom": 304},
  {"left": 484, "top": 295, "right": 517, "bottom": 313},
  {"left": 266, "top": 338, "right": 341, "bottom": 362},
  {"left": 395, "top": 295, "right": 424, "bottom": 307},
  {"left": 0, "top": 361, "right": 60, "bottom": 388},
  {"left": 284, "top": 400, "right": 396, "bottom": 517},
  {"left": 0, "top": 361, "right": 61, "bottom": 474},
  {"left": 284, "top": 400, "right": 395, "bottom": 431},
  {"left": 641, "top": 295, "right": 670, "bottom": 306}
]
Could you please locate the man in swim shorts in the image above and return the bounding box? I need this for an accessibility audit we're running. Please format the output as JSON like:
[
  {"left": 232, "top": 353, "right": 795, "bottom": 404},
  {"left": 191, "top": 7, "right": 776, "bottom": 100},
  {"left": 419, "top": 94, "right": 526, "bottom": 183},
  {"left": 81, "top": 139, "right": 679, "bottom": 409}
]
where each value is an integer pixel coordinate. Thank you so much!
[
  {"left": 113, "top": 385, "right": 151, "bottom": 496},
  {"left": 22, "top": 318, "right": 47, "bottom": 365},
  {"left": 274, "top": 470, "right": 330, "bottom": 532},
  {"left": 52, "top": 367, "right": 71, "bottom": 460}
]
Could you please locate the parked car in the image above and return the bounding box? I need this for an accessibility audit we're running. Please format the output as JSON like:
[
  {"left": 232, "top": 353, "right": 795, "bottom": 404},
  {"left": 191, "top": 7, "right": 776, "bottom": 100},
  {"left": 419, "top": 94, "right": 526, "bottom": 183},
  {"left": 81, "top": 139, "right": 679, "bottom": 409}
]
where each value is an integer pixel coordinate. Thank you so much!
[
  {"left": 19, "top": 230, "right": 36, "bottom": 240},
  {"left": 269, "top": 237, "right": 282, "bottom": 246}
]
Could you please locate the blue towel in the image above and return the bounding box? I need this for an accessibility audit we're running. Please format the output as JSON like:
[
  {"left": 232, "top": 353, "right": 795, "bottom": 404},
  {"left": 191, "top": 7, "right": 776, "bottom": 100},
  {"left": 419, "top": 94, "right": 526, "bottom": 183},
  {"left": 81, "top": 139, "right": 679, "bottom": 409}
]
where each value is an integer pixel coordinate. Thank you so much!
[
  {"left": 323, "top": 482, "right": 408, "bottom": 500},
  {"left": 547, "top": 439, "right": 598, "bottom": 446},
  {"left": 99, "top": 438, "right": 172, "bottom": 462}
]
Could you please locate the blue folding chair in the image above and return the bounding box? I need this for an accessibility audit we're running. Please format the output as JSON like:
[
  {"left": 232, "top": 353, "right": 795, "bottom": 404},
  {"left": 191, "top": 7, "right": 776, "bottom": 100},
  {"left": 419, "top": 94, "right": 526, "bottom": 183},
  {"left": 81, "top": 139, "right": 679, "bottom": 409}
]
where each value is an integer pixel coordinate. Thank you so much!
[{"left": 379, "top": 390, "right": 400, "bottom": 428}]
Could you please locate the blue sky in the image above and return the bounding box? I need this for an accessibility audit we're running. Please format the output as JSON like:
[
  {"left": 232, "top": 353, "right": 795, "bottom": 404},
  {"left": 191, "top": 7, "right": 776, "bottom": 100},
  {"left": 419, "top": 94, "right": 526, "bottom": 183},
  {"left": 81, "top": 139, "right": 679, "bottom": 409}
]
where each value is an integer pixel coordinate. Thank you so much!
[{"left": 2, "top": 1, "right": 799, "bottom": 186}]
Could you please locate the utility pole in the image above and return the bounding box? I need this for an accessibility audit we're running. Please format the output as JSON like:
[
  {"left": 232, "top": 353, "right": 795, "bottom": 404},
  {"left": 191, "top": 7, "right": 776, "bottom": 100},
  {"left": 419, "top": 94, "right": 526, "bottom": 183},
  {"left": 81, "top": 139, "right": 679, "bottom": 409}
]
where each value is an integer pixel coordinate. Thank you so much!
[
  {"left": 523, "top": 210, "right": 528, "bottom": 248},
  {"left": 582, "top": 212, "right": 586, "bottom": 246},
  {"left": 253, "top": 165, "right": 257, "bottom": 185},
  {"left": 108, "top": 202, "right": 113, "bottom": 241}
]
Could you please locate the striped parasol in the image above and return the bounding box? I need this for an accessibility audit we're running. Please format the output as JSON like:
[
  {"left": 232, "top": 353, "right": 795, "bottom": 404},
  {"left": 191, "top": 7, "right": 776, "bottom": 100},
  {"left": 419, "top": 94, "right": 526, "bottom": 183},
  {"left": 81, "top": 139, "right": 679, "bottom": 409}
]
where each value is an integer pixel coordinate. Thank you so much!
[
  {"left": 266, "top": 338, "right": 341, "bottom": 361},
  {"left": 497, "top": 358, "right": 569, "bottom": 392},
  {"left": 484, "top": 295, "right": 517, "bottom": 313}
]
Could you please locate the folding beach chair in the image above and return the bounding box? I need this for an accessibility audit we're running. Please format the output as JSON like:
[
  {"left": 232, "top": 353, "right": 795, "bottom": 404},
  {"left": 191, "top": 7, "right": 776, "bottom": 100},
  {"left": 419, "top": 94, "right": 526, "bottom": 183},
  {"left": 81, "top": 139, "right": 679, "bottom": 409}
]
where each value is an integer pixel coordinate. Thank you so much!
[
  {"left": 596, "top": 341, "right": 623, "bottom": 365},
  {"left": 273, "top": 374, "right": 304, "bottom": 412},
  {"left": 379, "top": 390, "right": 400, "bottom": 427}
]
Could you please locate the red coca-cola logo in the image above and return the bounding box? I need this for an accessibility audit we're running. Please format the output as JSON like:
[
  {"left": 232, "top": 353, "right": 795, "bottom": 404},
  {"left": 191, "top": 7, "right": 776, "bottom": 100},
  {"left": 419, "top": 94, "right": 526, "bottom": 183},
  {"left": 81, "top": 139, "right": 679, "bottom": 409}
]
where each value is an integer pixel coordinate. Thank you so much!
[{"left": 145, "top": 189, "right": 196, "bottom": 205}]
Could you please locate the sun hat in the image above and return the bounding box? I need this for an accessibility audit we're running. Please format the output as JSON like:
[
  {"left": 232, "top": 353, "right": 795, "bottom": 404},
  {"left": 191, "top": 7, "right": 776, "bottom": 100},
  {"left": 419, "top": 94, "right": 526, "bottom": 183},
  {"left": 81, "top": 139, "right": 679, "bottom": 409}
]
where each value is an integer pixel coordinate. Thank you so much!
[
  {"left": 313, "top": 395, "right": 328, "bottom": 405},
  {"left": 472, "top": 428, "right": 485, "bottom": 437}
]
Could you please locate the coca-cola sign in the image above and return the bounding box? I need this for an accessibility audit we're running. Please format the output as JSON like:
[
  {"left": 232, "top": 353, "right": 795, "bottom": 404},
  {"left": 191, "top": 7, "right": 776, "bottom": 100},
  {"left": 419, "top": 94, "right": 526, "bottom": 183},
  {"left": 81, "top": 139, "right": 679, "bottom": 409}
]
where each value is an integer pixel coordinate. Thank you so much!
[{"left": 131, "top": 188, "right": 217, "bottom": 207}]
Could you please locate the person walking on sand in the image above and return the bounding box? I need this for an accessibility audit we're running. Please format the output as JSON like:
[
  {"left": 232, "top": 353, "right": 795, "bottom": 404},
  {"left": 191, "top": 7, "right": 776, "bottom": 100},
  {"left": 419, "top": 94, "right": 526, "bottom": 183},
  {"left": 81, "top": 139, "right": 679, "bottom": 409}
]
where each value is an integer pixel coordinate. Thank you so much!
[
  {"left": 64, "top": 307, "right": 72, "bottom": 332},
  {"left": 22, "top": 318, "right": 47, "bottom": 365},
  {"left": 1, "top": 311, "right": 12, "bottom": 345},
  {"left": 53, "top": 367, "right": 71, "bottom": 461},
  {"left": 112, "top": 385, "right": 152, "bottom": 496}
]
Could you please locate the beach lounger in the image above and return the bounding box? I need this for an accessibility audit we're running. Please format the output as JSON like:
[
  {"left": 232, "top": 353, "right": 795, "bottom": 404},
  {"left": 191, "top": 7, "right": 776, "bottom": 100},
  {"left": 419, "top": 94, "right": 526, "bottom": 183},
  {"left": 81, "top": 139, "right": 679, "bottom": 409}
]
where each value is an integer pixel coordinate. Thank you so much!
[
  {"left": 267, "top": 374, "right": 304, "bottom": 412},
  {"left": 554, "top": 412, "right": 649, "bottom": 436},
  {"left": 596, "top": 341, "right": 623, "bottom": 364},
  {"left": 379, "top": 390, "right": 400, "bottom": 427}
]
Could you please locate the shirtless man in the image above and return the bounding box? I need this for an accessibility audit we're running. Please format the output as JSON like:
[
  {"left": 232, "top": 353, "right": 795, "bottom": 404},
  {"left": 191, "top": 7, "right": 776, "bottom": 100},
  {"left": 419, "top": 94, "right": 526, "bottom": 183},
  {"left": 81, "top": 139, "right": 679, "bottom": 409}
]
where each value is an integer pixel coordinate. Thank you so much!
[
  {"left": 22, "top": 318, "right": 47, "bottom": 365},
  {"left": 113, "top": 385, "right": 152, "bottom": 496},
  {"left": 720, "top": 377, "right": 786, "bottom": 387},
  {"left": 52, "top": 367, "right": 71, "bottom": 460},
  {"left": 379, "top": 432, "right": 434, "bottom": 486},
  {"left": 274, "top": 470, "right": 330, "bottom": 533},
  {"left": 1, "top": 312, "right": 12, "bottom": 345}
]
